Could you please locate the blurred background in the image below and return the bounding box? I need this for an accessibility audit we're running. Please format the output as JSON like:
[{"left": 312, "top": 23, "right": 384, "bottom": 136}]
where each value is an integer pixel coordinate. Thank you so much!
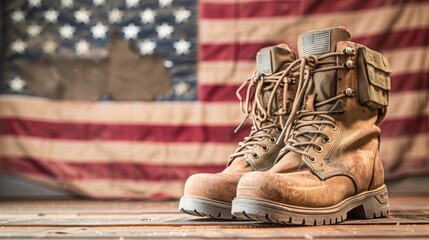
[{"left": 0, "top": 0, "right": 428, "bottom": 199}]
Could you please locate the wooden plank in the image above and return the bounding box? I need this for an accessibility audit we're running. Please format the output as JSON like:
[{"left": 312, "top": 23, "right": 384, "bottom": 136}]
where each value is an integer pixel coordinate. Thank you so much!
[{"left": 0, "top": 196, "right": 428, "bottom": 239}]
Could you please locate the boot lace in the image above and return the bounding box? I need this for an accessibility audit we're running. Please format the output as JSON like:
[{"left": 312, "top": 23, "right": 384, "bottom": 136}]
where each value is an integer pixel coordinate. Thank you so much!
[
  {"left": 277, "top": 49, "right": 356, "bottom": 162},
  {"left": 229, "top": 62, "right": 298, "bottom": 160}
]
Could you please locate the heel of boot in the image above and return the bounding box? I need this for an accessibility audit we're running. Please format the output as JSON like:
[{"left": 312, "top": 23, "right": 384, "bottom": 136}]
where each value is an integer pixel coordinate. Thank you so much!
[{"left": 348, "top": 185, "right": 390, "bottom": 219}]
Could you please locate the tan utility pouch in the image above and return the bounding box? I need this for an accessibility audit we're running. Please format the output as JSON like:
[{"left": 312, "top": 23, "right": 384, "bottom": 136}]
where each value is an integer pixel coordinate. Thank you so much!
[{"left": 357, "top": 46, "right": 392, "bottom": 110}]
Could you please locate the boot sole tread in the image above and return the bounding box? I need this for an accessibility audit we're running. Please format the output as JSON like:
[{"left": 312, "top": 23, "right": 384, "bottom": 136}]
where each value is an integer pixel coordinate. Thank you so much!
[
  {"left": 179, "top": 196, "right": 237, "bottom": 220},
  {"left": 232, "top": 185, "right": 390, "bottom": 225}
]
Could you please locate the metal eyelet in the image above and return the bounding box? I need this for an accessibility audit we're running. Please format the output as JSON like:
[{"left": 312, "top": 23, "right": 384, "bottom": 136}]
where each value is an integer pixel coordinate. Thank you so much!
[
  {"left": 322, "top": 136, "right": 331, "bottom": 143},
  {"left": 345, "top": 60, "right": 355, "bottom": 69},
  {"left": 330, "top": 124, "right": 337, "bottom": 131},
  {"left": 309, "top": 156, "right": 317, "bottom": 162},
  {"left": 269, "top": 137, "right": 276, "bottom": 143},
  {"left": 251, "top": 152, "right": 259, "bottom": 158},
  {"left": 275, "top": 127, "right": 282, "bottom": 133},
  {"left": 261, "top": 145, "right": 269, "bottom": 152},
  {"left": 343, "top": 47, "right": 355, "bottom": 56},
  {"left": 314, "top": 146, "right": 323, "bottom": 153}
]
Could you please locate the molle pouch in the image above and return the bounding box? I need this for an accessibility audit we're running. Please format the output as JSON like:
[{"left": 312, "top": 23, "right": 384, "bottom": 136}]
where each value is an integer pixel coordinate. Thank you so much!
[{"left": 357, "top": 46, "right": 392, "bottom": 113}]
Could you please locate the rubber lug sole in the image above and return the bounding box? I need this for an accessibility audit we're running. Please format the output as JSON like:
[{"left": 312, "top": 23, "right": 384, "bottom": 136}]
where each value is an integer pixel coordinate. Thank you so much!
[
  {"left": 179, "top": 196, "right": 237, "bottom": 220},
  {"left": 231, "top": 184, "right": 390, "bottom": 225}
]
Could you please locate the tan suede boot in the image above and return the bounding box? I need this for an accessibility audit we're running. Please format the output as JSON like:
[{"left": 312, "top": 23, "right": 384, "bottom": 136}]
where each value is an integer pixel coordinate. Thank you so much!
[
  {"left": 179, "top": 44, "right": 297, "bottom": 219},
  {"left": 232, "top": 27, "right": 392, "bottom": 225}
]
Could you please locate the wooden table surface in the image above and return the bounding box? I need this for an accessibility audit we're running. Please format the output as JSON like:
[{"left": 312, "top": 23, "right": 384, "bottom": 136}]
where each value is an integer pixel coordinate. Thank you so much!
[{"left": 0, "top": 196, "right": 428, "bottom": 239}]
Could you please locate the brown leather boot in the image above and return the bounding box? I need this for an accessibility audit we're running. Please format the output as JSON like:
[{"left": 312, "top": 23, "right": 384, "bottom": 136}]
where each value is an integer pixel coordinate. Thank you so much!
[
  {"left": 179, "top": 44, "right": 297, "bottom": 219},
  {"left": 232, "top": 27, "right": 392, "bottom": 225}
]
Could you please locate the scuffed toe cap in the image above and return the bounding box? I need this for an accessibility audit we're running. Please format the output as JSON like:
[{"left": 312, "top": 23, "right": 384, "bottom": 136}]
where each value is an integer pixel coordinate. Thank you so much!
[
  {"left": 237, "top": 171, "right": 356, "bottom": 208},
  {"left": 183, "top": 173, "right": 242, "bottom": 203}
]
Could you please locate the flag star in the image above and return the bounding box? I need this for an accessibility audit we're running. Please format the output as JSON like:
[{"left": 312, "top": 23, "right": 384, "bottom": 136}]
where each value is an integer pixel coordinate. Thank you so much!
[
  {"left": 174, "top": 8, "right": 191, "bottom": 23},
  {"left": 173, "top": 39, "right": 191, "bottom": 55},
  {"left": 74, "top": 8, "right": 91, "bottom": 24},
  {"left": 59, "top": 24, "right": 76, "bottom": 39},
  {"left": 75, "top": 40, "right": 90, "bottom": 56},
  {"left": 11, "top": 10, "right": 25, "bottom": 23},
  {"left": 108, "top": 8, "right": 123, "bottom": 24},
  {"left": 91, "top": 22, "right": 108, "bottom": 39},
  {"left": 163, "top": 60, "right": 173, "bottom": 68},
  {"left": 138, "top": 39, "right": 156, "bottom": 55},
  {"left": 9, "top": 77, "right": 26, "bottom": 92},
  {"left": 156, "top": 23, "right": 174, "bottom": 39},
  {"left": 159, "top": 0, "right": 173, "bottom": 8},
  {"left": 11, "top": 39, "right": 27, "bottom": 53},
  {"left": 44, "top": 9, "right": 59, "bottom": 23},
  {"left": 61, "top": 0, "right": 73, "bottom": 8},
  {"left": 27, "top": 24, "right": 42, "bottom": 37},
  {"left": 126, "top": 0, "right": 140, "bottom": 8},
  {"left": 123, "top": 24, "right": 140, "bottom": 40},
  {"left": 43, "top": 40, "right": 57, "bottom": 54},
  {"left": 28, "top": 0, "right": 42, "bottom": 8},
  {"left": 93, "top": 0, "right": 105, "bottom": 6},
  {"left": 174, "top": 82, "right": 189, "bottom": 96},
  {"left": 140, "top": 8, "right": 156, "bottom": 24}
]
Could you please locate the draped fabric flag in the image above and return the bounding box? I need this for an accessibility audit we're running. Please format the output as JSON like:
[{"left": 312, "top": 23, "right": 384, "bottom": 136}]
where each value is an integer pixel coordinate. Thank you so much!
[{"left": 1, "top": 0, "right": 428, "bottom": 198}]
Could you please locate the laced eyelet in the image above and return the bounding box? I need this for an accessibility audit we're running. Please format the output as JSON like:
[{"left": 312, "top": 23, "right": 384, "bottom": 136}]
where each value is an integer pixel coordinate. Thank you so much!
[
  {"left": 322, "top": 136, "right": 331, "bottom": 143},
  {"left": 269, "top": 137, "right": 276, "bottom": 143},
  {"left": 251, "top": 152, "right": 259, "bottom": 158},
  {"left": 275, "top": 127, "right": 282, "bottom": 133},
  {"left": 314, "top": 146, "right": 323, "bottom": 153},
  {"left": 261, "top": 145, "right": 269, "bottom": 152}
]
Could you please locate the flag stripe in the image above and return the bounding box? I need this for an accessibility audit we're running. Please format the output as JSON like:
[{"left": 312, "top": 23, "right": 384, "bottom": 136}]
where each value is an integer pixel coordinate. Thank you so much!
[
  {"left": 0, "top": 136, "right": 236, "bottom": 164},
  {"left": 1, "top": 115, "right": 427, "bottom": 142},
  {"left": 200, "top": 28, "right": 429, "bottom": 61},
  {"left": 199, "top": 71, "right": 429, "bottom": 102},
  {"left": 198, "top": 47, "right": 429, "bottom": 85},
  {"left": 1, "top": 134, "right": 427, "bottom": 181},
  {"left": 0, "top": 156, "right": 224, "bottom": 181},
  {"left": 200, "top": 0, "right": 428, "bottom": 19},
  {"left": 199, "top": 3, "right": 429, "bottom": 43}
]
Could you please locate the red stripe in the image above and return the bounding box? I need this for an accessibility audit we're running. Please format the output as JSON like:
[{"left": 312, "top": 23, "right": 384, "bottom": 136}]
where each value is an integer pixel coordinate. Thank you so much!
[
  {"left": 0, "top": 156, "right": 225, "bottom": 181},
  {"left": 381, "top": 115, "right": 429, "bottom": 138},
  {"left": 1, "top": 114, "right": 427, "bottom": 142},
  {"left": 0, "top": 118, "right": 248, "bottom": 143},
  {"left": 200, "top": 28, "right": 429, "bottom": 61},
  {"left": 384, "top": 157, "right": 429, "bottom": 180},
  {"left": 201, "top": 0, "right": 428, "bottom": 19},
  {"left": 199, "top": 72, "right": 429, "bottom": 102}
]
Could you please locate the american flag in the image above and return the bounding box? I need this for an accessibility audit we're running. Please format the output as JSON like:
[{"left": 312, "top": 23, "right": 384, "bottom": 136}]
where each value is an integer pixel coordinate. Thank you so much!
[{"left": 0, "top": 0, "right": 428, "bottom": 198}]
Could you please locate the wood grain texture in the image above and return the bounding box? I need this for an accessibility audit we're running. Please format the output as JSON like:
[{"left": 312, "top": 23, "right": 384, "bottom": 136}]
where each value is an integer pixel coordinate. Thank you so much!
[{"left": 0, "top": 196, "right": 428, "bottom": 239}]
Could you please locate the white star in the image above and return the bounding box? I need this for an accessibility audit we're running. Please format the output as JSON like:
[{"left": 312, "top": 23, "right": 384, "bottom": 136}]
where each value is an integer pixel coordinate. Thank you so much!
[
  {"left": 123, "top": 24, "right": 140, "bottom": 40},
  {"left": 75, "top": 40, "right": 90, "bottom": 56},
  {"left": 108, "top": 8, "right": 123, "bottom": 24},
  {"left": 61, "top": 0, "right": 73, "bottom": 8},
  {"left": 175, "top": 82, "right": 189, "bottom": 96},
  {"left": 174, "top": 8, "right": 191, "bottom": 23},
  {"left": 74, "top": 8, "right": 91, "bottom": 24},
  {"left": 59, "top": 24, "right": 76, "bottom": 39},
  {"left": 9, "top": 77, "right": 26, "bottom": 92},
  {"left": 44, "top": 9, "right": 59, "bottom": 23},
  {"left": 91, "top": 22, "right": 108, "bottom": 39},
  {"left": 126, "top": 0, "right": 140, "bottom": 8},
  {"left": 156, "top": 23, "right": 174, "bottom": 39},
  {"left": 43, "top": 40, "right": 57, "bottom": 54},
  {"left": 11, "top": 39, "right": 26, "bottom": 53},
  {"left": 11, "top": 10, "right": 25, "bottom": 23},
  {"left": 140, "top": 8, "right": 156, "bottom": 24},
  {"left": 159, "top": 0, "right": 173, "bottom": 8},
  {"left": 93, "top": 0, "right": 105, "bottom": 6},
  {"left": 28, "top": 0, "right": 42, "bottom": 8},
  {"left": 164, "top": 60, "right": 173, "bottom": 68},
  {"left": 138, "top": 39, "right": 156, "bottom": 55},
  {"left": 173, "top": 39, "right": 191, "bottom": 55},
  {"left": 27, "top": 24, "right": 42, "bottom": 37}
]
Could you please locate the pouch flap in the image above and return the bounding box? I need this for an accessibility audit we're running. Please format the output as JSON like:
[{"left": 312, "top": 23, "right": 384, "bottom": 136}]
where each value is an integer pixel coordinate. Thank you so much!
[{"left": 359, "top": 46, "right": 392, "bottom": 90}]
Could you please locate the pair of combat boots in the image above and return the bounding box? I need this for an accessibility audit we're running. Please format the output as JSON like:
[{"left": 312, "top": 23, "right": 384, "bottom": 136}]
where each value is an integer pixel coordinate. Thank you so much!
[{"left": 179, "top": 26, "right": 392, "bottom": 225}]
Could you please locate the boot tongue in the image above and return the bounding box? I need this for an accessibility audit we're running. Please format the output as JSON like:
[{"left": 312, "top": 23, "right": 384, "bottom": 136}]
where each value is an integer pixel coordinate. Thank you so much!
[
  {"left": 256, "top": 44, "right": 295, "bottom": 112},
  {"left": 298, "top": 26, "right": 351, "bottom": 111},
  {"left": 298, "top": 26, "right": 351, "bottom": 57}
]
